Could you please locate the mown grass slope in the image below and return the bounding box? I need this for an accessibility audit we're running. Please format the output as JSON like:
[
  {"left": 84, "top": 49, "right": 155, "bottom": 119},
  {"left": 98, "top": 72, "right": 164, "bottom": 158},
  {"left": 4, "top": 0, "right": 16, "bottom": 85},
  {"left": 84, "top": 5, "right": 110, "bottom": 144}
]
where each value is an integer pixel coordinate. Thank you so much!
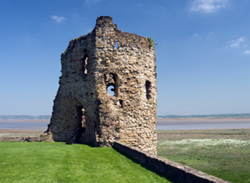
[{"left": 0, "top": 142, "right": 169, "bottom": 183}]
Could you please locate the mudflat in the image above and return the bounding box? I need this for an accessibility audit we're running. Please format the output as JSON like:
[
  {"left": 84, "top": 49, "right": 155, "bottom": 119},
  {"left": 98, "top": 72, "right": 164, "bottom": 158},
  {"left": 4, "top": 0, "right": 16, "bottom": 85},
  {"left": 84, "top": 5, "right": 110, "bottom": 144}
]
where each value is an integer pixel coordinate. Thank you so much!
[
  {"left": 0, "top": 129, "right": 44, "bottom": 133},
  {"left": 0, "top": 129, "right": 44, "bottom": 141},
  {"left": 0, "top": 119, "right": 49, "bottom": 123}
]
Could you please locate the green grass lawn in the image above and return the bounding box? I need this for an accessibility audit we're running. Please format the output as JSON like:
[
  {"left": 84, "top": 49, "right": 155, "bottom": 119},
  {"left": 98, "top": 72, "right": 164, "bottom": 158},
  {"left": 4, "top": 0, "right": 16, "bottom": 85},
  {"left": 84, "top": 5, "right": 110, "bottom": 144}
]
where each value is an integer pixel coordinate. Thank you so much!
[
  {"left": 0, "top": 142, "right": 168, "bottom": 183},
  {"left": 157, "top": 129, "right": 250, "bottom": 183}
]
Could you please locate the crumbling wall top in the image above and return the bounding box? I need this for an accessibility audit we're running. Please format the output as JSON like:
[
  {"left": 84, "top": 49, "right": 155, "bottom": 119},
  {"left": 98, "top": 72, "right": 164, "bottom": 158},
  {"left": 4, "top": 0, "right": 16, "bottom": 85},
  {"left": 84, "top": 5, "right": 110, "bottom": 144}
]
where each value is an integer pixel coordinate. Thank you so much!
[
  {"left": 95, "top": 16, "right": 117, "bottom": 28},
  {"left": 96, "top": 16, "right": 113, "bottom": 25}
]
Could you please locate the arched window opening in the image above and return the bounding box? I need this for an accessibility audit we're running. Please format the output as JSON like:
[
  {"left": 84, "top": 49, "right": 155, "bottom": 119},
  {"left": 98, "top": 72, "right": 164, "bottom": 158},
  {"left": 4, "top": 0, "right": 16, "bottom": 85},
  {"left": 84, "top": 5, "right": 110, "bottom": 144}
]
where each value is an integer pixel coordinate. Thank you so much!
[
  {"left": 104, "top": 73, "right": 118, "bottom": 97},
  {"left": 107, "top": 84, "right": 116, "bottom": 96},
  {"left": 146, "top": 80, "right": 151, "bottom": 99}
]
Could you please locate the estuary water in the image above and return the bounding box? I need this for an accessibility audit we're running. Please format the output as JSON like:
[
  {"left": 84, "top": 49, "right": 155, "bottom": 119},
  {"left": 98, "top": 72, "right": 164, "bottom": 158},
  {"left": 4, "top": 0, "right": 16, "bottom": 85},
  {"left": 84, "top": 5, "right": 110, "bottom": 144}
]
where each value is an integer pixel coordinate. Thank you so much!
[
  {"left": 0, "top": 121, "right": 49, "bottom": 130},
  {"left": 0, "top": 119, "right": 250, "bottom": 130},
  {"left": 157, "top": 119, "right": 250, "bottom": 130}
]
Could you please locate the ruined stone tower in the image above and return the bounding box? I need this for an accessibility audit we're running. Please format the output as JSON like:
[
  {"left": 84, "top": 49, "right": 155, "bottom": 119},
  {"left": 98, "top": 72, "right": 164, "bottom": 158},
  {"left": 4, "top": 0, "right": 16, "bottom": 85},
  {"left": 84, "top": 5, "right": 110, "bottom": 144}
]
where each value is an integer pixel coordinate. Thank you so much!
[{"left": 47, "top": 16, "right": 157, "bottom": 154}]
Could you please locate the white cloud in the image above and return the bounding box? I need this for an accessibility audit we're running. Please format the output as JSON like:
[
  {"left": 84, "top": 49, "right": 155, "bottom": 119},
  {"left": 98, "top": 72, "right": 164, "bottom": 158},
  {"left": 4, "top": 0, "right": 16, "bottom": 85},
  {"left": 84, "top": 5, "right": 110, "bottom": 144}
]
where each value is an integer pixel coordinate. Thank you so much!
[
  {"left": 243, "top": 50, "right": 250, "bottom": 54},
  {"left": 189, "top": 0, "right": 229, "bottom": 13},
  {"left": 51, "top": 16, "right": 65, "bottom": 22},
  {"left": 229, "top": 37, "right": 247, "bottom": 48}
]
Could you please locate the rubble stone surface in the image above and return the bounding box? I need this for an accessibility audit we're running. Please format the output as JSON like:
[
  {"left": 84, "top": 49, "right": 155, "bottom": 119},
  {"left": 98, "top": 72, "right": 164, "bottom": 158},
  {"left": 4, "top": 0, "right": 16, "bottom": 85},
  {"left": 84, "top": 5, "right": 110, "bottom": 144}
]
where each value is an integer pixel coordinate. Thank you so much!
[{"left": 47, "top": 16, "right": 157, "bottom": 154}]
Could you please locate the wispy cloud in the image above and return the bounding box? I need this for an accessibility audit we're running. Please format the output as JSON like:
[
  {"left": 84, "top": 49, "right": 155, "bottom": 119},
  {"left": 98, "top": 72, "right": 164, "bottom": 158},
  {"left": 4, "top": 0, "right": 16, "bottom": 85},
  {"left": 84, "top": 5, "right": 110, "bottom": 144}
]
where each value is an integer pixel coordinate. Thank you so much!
[
  {"left": 243, "top": 50, "right": 250, "bottom": 54},
  {"left": 229, "top": 37, "right": 247, "bottom": 48},
  {"left": 229, "top": 37, "right": 250, "bottom": 54},
  {"left": 51, "top": 16, "right": 65, "bottom": 22},
  {"left": 189, "top": 0, "right": 229, "bottom": 13},
  {"left": 193, "top": 33, "right": 199, "bottom": 37}
]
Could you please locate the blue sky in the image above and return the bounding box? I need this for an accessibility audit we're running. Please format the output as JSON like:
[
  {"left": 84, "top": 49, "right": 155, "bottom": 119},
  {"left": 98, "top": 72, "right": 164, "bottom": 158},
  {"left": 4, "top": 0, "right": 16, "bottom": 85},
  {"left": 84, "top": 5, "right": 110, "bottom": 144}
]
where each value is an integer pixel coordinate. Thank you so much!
[{"left": 0, "top": 0, "right": 249, "bottom": 115}]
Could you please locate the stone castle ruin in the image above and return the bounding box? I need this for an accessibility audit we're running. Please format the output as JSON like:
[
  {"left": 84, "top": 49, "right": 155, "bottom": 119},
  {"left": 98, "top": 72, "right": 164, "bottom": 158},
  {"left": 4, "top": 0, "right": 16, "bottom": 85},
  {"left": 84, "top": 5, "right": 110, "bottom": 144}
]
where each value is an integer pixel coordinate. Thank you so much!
[{"left": 46, "top": 16, "right": 157, "bottom": 154}]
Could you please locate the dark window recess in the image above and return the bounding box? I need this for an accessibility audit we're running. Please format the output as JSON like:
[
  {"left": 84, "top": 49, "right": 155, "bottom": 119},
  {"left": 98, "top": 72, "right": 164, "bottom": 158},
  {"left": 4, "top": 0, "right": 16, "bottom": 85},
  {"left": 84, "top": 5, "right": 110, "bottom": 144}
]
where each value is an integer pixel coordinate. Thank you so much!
[
  {"left": 119, "top": 100, "right": 123, "bottom": 108},
  {"left": 77, "top": 106, "right": 85, "bottom": 131},
  {"left": 146, "top": 80, "right": 151, "bottom": 99},
  {"left": 115, "top": 41, "right": 119, "bottom": 49},
  {"left": 107, "top": 84, "right": 116, "bottom": 96}
]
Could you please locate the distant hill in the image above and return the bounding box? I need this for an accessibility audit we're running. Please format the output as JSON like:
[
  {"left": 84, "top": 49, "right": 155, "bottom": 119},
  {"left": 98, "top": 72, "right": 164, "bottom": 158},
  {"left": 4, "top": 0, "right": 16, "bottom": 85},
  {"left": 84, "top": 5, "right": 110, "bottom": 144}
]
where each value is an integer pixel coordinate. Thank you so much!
[
  {"left": 0, "top": 115, "right": 51, "bottom": 120},
  {"left": 157, "top": 113, "right": 250, "bottom": 119}
]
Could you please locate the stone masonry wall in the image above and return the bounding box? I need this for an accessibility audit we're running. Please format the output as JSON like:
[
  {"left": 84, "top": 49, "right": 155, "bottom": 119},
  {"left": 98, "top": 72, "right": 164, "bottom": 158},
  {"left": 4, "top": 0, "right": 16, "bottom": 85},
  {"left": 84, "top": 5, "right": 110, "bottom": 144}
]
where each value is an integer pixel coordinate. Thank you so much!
[
  {"left": 113, "top": 141, "right": 230, "bottom": 183},
  {"left": 47, "top": 16, "right": 157, "bottom": 154}
]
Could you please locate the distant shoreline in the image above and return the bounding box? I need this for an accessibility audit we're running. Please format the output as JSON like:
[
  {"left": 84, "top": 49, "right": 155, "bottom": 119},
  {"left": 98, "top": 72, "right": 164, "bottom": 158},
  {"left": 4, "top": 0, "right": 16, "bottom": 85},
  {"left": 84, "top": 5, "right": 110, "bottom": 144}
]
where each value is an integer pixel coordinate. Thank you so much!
[
  {"left": 157, "top": 117, "right": 250, "bottom": 122},
  {"left": 1, "top": 113, "right": 250, "bottom": 121},
  {"left": 0, "top": 118, "right": 250, "bottom": 131},
  {"left": 1, "top": 118, "right": 250, "bottom": 123}
]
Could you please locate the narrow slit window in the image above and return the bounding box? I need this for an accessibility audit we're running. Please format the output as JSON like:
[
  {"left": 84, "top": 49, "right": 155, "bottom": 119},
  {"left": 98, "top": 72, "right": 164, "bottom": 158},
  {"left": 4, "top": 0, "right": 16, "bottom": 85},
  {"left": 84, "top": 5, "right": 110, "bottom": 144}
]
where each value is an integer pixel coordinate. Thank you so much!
[
  {"left": 146, "top": 80, "right": 151, "bottom": 99},
  {"left": 77, "top": 106, "right": 85, "bottom": 131},
  {"left": 115, "top": 41, "right": 119, "bottom": 49},
  {"left": 119, "top": 100, "right": 123, "bottom": 108},
  {"left": 81, "top": 54, "right": 88, "bottom": 75},
  {"left": 84, "top": 56, "right": 88, "bottom": 74}
]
